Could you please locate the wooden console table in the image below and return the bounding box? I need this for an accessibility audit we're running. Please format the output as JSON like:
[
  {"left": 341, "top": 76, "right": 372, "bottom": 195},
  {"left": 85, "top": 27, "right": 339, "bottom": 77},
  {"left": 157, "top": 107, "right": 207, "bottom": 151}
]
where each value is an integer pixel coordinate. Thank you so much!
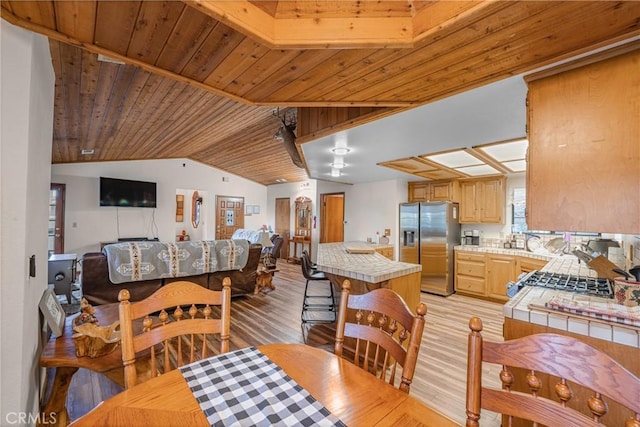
[{"left": 39, "top": 303, "right": 150, "bottom": 426}]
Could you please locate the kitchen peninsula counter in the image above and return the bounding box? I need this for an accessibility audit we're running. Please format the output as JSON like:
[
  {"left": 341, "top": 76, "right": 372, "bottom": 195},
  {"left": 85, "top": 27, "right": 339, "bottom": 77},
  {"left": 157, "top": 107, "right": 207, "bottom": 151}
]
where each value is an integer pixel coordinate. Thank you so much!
[
  {"left": 504, "top": 254, "right": 639, "bottom": 348},
  {"left": 317, "top": 242, "right": 422, "bottom": 312},
  {"left": 502, "top": 254, "right": 639, "bottom": 425},
  {"left": 454, "top": 244, "right": 556, "bottom": 262}
]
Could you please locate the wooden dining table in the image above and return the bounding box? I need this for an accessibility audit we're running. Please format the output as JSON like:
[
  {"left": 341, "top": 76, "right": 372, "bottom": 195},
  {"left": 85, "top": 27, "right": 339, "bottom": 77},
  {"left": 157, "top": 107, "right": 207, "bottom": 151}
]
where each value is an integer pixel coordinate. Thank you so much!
[{"left": 68, "top": 343, "right": 459, "bottom": 426}]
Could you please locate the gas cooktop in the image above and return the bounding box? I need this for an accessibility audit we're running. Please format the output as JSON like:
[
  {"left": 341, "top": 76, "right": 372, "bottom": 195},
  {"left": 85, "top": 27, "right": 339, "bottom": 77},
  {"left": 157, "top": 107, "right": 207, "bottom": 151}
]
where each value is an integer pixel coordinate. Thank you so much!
[{"left": 512, "top": 270, "right": 613, "bottom": 298}]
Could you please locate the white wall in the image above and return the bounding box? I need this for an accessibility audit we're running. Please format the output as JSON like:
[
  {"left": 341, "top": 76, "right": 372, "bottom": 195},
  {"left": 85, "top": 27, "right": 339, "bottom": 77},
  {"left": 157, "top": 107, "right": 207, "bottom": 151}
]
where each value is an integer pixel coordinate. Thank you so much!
[
  {"left": 52, "top": 159, "right": 267, "bottom": 255},
  {"left": 343, "top": 179, "right": 408, "bottom": 243},
  {"left": 1, "top": 22, "right": 55, "bottom": 423}
]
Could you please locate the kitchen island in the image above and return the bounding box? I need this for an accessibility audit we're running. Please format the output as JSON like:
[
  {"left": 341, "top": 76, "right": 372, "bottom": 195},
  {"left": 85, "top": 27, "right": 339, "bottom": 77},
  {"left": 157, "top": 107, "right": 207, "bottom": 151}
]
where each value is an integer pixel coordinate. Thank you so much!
[
  {"left": 317, "top": 242, "right": 422, "bottom": 312},
  {"left": 502, "top": 255, "right": 639, "bottom": 426}
]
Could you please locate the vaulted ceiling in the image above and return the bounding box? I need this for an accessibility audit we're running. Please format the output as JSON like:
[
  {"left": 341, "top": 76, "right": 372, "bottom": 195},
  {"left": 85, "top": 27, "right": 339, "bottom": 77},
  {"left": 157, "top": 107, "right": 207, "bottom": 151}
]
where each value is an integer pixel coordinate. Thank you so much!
[{"left": 2, "top": 1, "right": 639, "bottom": 185}]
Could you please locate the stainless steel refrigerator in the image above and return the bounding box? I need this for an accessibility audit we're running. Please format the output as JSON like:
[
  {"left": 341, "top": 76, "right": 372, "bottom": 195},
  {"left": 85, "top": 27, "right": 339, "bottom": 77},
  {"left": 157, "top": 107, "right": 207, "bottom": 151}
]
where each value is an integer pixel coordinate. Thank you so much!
[{"left": 399, "top": 202, "right": 460, "bottom": 296}]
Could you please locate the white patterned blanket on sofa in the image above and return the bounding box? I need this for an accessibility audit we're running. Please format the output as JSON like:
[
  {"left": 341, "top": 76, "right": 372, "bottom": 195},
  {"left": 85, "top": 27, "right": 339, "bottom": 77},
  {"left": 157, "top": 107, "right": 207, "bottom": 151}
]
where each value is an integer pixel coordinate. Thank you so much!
[
  {"left": 103, "top": 240, "right": 250, "bottom": 284},
  {"left": 231, "top": 229, "right": 264, "bottom": 244}
]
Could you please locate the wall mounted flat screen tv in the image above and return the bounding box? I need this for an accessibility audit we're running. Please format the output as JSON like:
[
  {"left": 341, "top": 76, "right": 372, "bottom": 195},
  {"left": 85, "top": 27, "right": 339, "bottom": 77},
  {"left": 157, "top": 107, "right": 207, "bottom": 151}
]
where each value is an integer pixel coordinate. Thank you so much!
[{"left": 100, "top": 177, "right": 157, "bottom": 208}]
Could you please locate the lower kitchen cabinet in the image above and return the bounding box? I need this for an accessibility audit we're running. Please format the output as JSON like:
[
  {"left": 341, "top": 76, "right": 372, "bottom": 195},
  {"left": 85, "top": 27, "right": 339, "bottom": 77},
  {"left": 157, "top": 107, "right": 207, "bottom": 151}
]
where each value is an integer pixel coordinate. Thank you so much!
[
  {"left": 517, "top": 257, "right": 548, "bottom": 274},
  {"left": 455, "top": 250, "right": 549, "bottom": 302},
  {"left": 374, "top": 246, "right": 394, "bottom": 260},
  {"left": 455, "top": 251, "right": 486, "bottom": 297},
  {"left": 486, "top": 254, "right": 517, "bottom": 301}
]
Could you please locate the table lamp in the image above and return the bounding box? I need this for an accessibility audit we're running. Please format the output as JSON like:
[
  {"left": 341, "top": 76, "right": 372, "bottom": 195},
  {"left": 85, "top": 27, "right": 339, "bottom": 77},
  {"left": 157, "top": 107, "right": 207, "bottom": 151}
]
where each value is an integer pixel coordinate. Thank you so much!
[{"left": 258, "top": 231, "right": 274, "bottom": 266}]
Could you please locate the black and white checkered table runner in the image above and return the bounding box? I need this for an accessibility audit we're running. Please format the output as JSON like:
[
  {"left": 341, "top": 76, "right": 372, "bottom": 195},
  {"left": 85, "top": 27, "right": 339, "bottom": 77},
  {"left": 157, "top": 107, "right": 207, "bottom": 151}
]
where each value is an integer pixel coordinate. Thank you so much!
[{"left": 180, "top": 346, "right": 346, "bottom": 427}]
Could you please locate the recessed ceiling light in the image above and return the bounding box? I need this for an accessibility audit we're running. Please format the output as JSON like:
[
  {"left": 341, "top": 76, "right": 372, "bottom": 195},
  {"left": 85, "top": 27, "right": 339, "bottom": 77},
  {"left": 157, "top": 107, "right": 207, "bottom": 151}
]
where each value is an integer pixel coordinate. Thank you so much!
[
  {"left": 330, "top": 168, "right": 340, "bottom": 177},
  {"left": 275, "top": 178, "right": 287, "bottom": 183},
  {"left": 331, "top": 147, "right": 351, "bottom": 155},
  {"left": 80, "top": 149, "right": 95, "bottom": 155},
  {"left": 330, "top": 160, "right": 346, "bottom": 169}
]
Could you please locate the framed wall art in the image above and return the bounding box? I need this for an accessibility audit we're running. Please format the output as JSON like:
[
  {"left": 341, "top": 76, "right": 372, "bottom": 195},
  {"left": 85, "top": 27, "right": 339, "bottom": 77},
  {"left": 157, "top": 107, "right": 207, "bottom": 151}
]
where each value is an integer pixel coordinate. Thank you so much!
[
  {"left": 176, "top": 194, "right": 184, "bottom": 222},
  {"left": 39, "top": 287, "right": 65, "bottom": 337}
]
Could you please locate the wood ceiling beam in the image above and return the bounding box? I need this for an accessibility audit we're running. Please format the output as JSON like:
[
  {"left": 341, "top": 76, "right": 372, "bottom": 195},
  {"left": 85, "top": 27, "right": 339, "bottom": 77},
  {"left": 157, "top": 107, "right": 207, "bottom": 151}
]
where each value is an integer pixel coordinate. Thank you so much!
[
  {"left": 184, "top": 0, "right": 415, "bottom": 49},
  {"left": 185, "top": 1, "right": 501, "bottom": 50}
]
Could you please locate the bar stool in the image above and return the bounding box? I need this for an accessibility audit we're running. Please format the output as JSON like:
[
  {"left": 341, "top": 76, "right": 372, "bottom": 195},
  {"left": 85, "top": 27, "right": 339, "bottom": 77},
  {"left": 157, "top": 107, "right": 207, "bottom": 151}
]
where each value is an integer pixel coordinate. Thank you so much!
[{"left": 300, "top": 252, "right": 336, "bottom": 324}]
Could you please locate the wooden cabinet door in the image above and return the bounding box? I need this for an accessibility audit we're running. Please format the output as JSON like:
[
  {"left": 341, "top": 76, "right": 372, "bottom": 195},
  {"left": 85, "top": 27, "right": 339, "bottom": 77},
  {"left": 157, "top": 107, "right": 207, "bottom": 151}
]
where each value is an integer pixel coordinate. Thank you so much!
[
  {"left": 518, "top": 257, "right": 548, "bottom": 274},
  {"left": 478, "top": 178, "right": 505, "bottom": 223},
  {"left": 459, "top": 178, "right": 505, "bottom": 224},
  {"left": 486, "top": 254, "right": 516, "bottom": 301},
  {"left": 459, "top": 181, "right": 478, "bottom": 223},
  {"left": 430, "top": 181, "right": 451, "bottom": 201},
  {"left": 526, "top": 47, "right": 640, "bottom": 234},
  {"left": 409, "top": 182, "right": 430, "bottom": 202}
]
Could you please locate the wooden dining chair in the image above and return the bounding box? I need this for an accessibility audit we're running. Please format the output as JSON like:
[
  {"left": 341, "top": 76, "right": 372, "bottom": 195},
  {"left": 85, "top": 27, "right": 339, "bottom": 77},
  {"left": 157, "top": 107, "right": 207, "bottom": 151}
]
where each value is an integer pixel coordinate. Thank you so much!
[
  {"left": 334, "top": 279, "right": 427, "bottom": 393},
  {"left": 466, "top": 316, "right": 640, "bottom": 427},
  {"left": 118, "top": 279, "right": 231, "bottom": 389}
]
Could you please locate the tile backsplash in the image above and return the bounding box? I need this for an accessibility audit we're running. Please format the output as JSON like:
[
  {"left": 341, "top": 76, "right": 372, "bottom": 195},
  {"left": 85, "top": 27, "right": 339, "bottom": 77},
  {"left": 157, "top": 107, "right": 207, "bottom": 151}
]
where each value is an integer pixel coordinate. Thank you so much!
[{"left": 463, "top": 225, "right": 638, "bottom": 270}]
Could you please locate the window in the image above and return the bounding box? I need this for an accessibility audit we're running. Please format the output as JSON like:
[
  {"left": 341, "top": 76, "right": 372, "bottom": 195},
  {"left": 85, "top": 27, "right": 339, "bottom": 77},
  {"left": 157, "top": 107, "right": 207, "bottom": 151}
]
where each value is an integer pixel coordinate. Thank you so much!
[{"left": 511, "top": 188, "right": 527, "bottom": 234}]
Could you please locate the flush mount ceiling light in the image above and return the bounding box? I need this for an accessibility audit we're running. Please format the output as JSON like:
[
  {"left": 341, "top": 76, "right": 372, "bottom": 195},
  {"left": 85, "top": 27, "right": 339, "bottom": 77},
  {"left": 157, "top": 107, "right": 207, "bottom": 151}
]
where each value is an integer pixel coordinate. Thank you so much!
[
  {"left": 330, "top": 160, "right": 346, "bottom": 169},
  {"left": 331, "top": 147, "right": 351, "bottom": 155},
  {"left": 478, "top": 139, "right": 528, "bottom": 162},
  {"left": 330, "top": 168, "right": 341, "bottom": 177},
  {"left": 80, "top": 149, "right": 95, "bottom": 155}
]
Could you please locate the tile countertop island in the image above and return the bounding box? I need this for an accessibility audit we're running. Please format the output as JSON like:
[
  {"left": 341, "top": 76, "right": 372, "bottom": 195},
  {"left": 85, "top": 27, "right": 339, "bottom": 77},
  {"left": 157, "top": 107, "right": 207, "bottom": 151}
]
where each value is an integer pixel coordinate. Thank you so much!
[{"left": 317, "top": 242, "right": 422, "bottom": 312}]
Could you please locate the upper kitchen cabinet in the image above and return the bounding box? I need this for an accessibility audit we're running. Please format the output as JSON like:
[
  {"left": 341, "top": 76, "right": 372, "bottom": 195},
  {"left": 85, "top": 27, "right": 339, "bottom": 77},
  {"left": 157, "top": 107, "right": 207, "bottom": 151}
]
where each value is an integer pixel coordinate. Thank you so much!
[
  {"left": 526, "top": 43, "right": 640, "bottom": 234},
  {"left": 408, "top": 180, "right": 459, "bottom": 202},
  {"left": 459, "top": 176, "right": 506, "bottom": 224}
]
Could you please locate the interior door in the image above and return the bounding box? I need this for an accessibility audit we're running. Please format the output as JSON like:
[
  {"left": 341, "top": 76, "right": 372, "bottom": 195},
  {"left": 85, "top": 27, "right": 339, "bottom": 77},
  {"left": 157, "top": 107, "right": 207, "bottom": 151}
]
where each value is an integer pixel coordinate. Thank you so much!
[
  {"left": 275, "top": 198, "right": 290, "bottom": 259},
  {"left": 48, "top": 183, "right": 65, "bottom": 255},
  {"left": 320, "top": 193, "right": 344, "bottom": 243},
  {"left": 216, "top": 196, "right": 244, "bottom": 239}
]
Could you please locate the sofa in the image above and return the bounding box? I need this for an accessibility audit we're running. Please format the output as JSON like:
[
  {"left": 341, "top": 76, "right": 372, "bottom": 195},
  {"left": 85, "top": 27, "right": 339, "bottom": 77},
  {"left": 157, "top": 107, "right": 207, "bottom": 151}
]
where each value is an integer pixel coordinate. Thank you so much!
[{"left": 80, "top": 241, "right": 262, "bottom": 305}]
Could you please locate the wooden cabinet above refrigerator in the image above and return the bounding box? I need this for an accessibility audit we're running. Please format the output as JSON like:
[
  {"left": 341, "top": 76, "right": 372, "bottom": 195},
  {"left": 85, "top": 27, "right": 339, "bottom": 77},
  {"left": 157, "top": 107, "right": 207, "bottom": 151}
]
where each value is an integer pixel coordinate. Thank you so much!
[{"left": 408, "top": 180, "right": 459, "bottom": 203}]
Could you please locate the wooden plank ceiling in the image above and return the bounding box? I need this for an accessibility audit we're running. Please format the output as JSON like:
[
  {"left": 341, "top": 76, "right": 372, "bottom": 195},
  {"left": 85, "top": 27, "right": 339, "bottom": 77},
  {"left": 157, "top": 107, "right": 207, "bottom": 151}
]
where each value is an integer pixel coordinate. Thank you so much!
[{"left": 2, "top": 1, "right": 639, "bottom": 185}]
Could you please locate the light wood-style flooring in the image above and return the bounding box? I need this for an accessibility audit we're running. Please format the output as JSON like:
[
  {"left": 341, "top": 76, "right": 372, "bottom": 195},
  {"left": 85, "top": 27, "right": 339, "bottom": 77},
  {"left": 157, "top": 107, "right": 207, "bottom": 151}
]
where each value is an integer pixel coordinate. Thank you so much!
[{"left": 63, "top": 261, "right": 504, "bottom": 426}]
